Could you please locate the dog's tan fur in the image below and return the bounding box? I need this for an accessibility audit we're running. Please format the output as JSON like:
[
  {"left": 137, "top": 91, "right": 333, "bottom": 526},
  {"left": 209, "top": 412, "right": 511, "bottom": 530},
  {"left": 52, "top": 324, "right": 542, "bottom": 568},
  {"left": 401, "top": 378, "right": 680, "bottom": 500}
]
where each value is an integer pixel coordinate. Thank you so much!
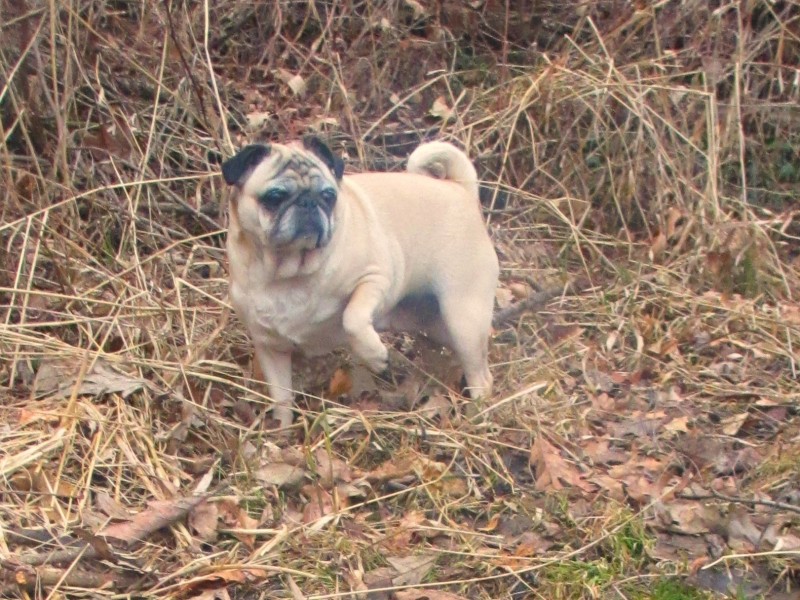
[{"left": 223, "top": 138, "right": 499, "bottom": 427}]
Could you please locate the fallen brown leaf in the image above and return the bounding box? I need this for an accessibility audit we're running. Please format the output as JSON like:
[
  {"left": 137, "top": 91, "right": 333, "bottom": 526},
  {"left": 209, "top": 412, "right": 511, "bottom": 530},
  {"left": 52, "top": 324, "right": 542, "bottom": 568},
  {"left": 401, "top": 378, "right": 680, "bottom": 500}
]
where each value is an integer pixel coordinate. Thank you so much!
[
  {"left": 386, "top": 554, "right": 438, "bottom": 587},
  {"left": 328, "top": 367, "right": 353, "bottom": 397},
  {"left": 726, "top": 506, "right": 762, "bottom": 552},
  {"left": 255, "top": 463, "right": 307, "bottom": 489},
  {"left": 95, "top": 492, "right": 132, "bottom": 520},
  {"left": 302, "top": 485, "right": 335, "bottom": 523},
  {"left": 33, "top": 358, "right": 149, "bottom": 400},
  {"left": 721, "top": 412, "right": 749, "bottom": 436},
  {"left": 653, "top": 500, "right": 722, "bottom": 535},
  {"left": 429, "top": 95, "right": 454, "bottom": 121},
  {"left": 395, "top": 590, "right": 469, "bottom": 600},
  {"left": 188, "top": 499, "right": 218, "bottom": 542},
  {"left": 217, "top": 498, "right": 259, "bottom": 548},
  {"left": 315, "top": 447, "right": 351, "bottom": 488},
  {"left": 530, "top": 437, "right": 594, "bottom": 494},
  {"left": 99, "top": 495, "right": 206, "bottom": 543}
]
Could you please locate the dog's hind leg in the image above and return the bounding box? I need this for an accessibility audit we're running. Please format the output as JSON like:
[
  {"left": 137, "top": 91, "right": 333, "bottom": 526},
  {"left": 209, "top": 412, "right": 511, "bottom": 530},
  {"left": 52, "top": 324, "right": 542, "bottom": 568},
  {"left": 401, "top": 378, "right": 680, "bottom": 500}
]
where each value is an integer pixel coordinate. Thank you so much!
[{"left": 437, "top": 294, "right": 494, "bottom": 401}]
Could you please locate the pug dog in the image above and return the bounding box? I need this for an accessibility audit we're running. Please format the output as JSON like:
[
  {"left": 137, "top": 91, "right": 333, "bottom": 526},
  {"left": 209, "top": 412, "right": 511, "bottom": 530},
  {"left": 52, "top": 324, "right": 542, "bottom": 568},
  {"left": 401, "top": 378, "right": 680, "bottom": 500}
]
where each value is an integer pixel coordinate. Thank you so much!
[{"left": 221, "top": 136, "right": 499, "bottom": 428}]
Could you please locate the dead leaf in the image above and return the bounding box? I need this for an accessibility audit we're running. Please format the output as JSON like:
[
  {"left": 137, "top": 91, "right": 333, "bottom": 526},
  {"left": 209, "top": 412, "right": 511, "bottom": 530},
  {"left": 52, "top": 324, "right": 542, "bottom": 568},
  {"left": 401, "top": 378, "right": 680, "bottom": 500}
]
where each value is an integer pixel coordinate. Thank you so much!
[
  {"left": 315, "top": 448, "right": 351, "bottom": 488},
  {"left": 188, "top": 499, "right": 219, "bottom": 542},
  {"left": 726, "top": 507, "right": 762, "bottom": 552},
  {"left": 275, "top": 69, "right": 307, "bottom": 97},
  {"left": 255, "top": 463, "right": 307, "bottom": 489},
  {"left": 495, "top": 287, "right": 514, "bottom": 309},
  {"left": 95, "top": 492, "right": 132, "bottom": 520},
  {"left": 191, "top": 589, "right": 232, "bottom": 600},
  {"left": 396, "top": 591, "right": 469, "bottom": 600},
  {"left": 328, "top": 368, "right": 353, "bottom": 397},
  {"left": 33, "top": 358, "right": 149, "bottom": 400},
  {"left": 773, "top": 533, "right": 800, "bottom": 551},
  {"left": 404, "top": 0, "right": 428, "bottom": 19},
  {"left": 99, "top": 495, "right": 206, "bottom": 543},
  {"left": 590, "top": 392, "right": 616, "bottom": 413},
  {"left": 18, "top": 406, "right": 60, "bottom": 426},
  {"left": 664, "top": 415, "right": 691, "bottom": 434},
  {"left": 363, "top": 567, "right": 393, "bottom": 599},
  {"left": 650, "top": 231, "right": 667, "bottom": 260},
  {"left": 666, "top": 207, "right": 684, "bottom": 238},
  {"left": 381, "top": 510, "right": 424, "bottom": 552},
  {"left": 336, "top": 481, "right": 368, "bottom": 500},
  {"left": 32, "top": 360, "right": 70, "bottom": 397},
  {"left": 583, "top": 369, "right": 615, "bottom": 393},
  {"left": 712, "top": 446, "right": 760, "bottom": 476},
  {"left": 217, "top": 498, "right": 259, "bottom": 548},
  {"left": 307, "top": 116, "right": 340, "bottom": 131},
  {"left": 429, "top": 96, "right": 454, "bottom": 121},
  {"left": 366, "top": 451, "right": 419, "bottom": 483},
  {"left": 650, "top": 531, "right": 710, "bottom": 562},
  {"left": 11, "top": 465, "right": 78, "bottom": 498},
  {"left": 513, "top": 530, "right": 554, "bottom": 556},
  {"left": 386, "top": 554, "right": 437, "bottom": 587},
  {"left": 285, "top": 75, "right": 306, "bottom": 97},
  {"left": 245, "top": 111, "right": 271, "bottom": 131},
  {"left": 418, "top": 394, "right": 452, "bottom": 422},
  {"left": 235, "top": 509, "right": 260, "bottom": 547},
  {"left": 530, "top": 437, "right": 594, "bottom": 493},
  {"left": 653, "top": 500, "right": 721, "bottom": 535},
  {"left": 302, "top": 485, "right": 335, "bottom": 523},
  {"left": 287, "top": 575, "right": 307, "bottom": 600},
  {"left": 508, "top": 282, "right": 530, "bottom": 299},
  {"left": 582, "top": 439, "right": 629, "bottom": 466},
  {"left": 612, "top": 412, "right": 668, "bottom": 437},
  {"left": 605, "top": 330, "right": 619, "bottom": 352},
  {"left": 721, "top": 412, "right": 748, "bottom": 436},
  {"left": 180, "top": 567, "right": 269, "bottom": 593}
]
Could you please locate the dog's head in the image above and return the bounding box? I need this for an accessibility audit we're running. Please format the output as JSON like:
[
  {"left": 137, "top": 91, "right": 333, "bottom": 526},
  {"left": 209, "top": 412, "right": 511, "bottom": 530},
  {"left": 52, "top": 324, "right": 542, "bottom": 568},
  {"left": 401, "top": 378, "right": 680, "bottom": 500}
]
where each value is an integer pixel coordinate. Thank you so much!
[{"left": 222, "top": 136, "right": 345, "bottom": 252}]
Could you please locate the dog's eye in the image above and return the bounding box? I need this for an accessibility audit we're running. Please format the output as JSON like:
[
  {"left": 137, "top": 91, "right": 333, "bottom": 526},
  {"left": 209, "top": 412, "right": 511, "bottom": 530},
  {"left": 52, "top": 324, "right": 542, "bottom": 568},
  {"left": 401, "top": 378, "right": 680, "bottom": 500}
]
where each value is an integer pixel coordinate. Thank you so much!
[
  {"left": 260, "top": 189, "right": 289, "bottom": 208},
  {"left": 320, "top": 189, "right": 337, "bottom": 206}
]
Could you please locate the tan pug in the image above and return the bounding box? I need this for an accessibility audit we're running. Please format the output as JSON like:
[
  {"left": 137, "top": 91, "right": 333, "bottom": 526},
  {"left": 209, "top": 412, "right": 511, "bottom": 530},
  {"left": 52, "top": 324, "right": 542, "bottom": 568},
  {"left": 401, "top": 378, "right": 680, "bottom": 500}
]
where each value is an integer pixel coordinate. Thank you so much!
[{"left": 222, "top": 136, "right": 499, "bottom": 428}]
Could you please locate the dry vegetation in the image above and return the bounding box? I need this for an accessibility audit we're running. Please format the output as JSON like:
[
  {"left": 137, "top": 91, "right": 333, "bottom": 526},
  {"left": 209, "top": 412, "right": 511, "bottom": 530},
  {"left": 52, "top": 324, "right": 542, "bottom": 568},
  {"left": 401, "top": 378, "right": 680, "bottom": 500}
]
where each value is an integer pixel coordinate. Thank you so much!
[{"left": 2, "top": 0, "right": 800, "bottom": 598}]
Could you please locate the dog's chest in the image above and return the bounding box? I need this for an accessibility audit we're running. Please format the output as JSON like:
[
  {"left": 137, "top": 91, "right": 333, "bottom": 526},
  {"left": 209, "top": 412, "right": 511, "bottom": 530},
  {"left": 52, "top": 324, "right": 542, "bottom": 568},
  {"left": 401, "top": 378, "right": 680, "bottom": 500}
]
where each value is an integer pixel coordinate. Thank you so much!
[{"left": 231, "top": 279, "right": 344, "bottom": 349}]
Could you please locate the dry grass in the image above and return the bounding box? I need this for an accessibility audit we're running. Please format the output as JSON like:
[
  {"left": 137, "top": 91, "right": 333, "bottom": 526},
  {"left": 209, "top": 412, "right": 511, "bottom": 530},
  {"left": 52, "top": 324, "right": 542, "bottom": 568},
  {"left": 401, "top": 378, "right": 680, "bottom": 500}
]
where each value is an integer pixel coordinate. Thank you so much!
[{"left": 1, "top": 1, "right": 800, "bottom": 599}]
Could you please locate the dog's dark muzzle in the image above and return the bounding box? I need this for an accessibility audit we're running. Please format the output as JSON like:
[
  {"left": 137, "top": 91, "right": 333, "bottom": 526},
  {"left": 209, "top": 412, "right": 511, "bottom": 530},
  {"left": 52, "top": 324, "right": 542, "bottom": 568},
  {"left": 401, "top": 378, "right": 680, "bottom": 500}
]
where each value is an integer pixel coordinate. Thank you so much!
[{"left": 291, "top": 194, "right": 331, "bottom": 247}]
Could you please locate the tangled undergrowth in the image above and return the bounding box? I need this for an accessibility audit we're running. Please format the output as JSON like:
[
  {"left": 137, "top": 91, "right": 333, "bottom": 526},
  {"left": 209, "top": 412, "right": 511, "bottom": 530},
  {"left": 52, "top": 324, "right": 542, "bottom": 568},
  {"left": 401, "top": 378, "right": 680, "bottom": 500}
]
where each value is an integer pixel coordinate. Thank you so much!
[{"left": 1, "top": 1, "right": 799, "bottom": 599}]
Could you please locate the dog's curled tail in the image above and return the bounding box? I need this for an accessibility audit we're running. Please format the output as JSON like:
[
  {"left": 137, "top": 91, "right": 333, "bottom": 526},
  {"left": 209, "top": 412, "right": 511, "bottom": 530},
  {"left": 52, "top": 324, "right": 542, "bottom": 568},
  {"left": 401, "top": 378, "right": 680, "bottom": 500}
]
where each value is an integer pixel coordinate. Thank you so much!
[{"left": 406, "top": 141, "right": 479, "bottom": 201}]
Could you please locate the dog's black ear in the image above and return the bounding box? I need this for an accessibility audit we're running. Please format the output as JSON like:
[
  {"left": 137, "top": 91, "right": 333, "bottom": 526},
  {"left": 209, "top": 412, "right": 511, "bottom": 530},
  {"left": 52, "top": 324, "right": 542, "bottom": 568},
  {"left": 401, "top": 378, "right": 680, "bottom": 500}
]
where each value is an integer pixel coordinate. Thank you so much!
[
  {"left": 221, "top": 144, "right": 271, "bottom": 186},
  {"left": 302, "top": 135, "right": 344, "bottom": 180}
]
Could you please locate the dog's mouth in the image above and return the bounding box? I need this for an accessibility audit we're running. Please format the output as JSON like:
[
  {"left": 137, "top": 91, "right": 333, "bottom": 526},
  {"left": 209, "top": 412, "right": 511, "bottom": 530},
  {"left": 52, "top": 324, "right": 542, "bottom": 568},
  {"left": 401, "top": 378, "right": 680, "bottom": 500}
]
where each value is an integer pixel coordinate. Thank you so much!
[{"left": 270, "top": 204, "right": 333, "bottom": 251}]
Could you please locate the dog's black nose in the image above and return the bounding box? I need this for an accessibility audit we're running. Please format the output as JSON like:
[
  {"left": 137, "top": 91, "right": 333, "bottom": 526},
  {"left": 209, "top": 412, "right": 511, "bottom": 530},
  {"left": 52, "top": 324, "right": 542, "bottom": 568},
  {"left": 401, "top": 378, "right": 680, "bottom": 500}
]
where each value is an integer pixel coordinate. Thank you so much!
[{"left": 295, "top": 192, "right": 320, "bottom": 209}]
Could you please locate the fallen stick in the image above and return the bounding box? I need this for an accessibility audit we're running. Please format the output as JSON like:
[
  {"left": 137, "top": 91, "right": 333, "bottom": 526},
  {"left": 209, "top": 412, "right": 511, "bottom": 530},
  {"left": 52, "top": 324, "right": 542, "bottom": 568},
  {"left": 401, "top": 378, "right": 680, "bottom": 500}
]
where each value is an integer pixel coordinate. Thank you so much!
[
  {"left": 1, "top": 562, "right": 145, "bottom": 593},
  {"left": 12, "top": 494, "right": 209, "bottom": 567},
  {"left": 3, "top": 478, "right": 230, "bottom": 595},
  {"left": 492, "top": 277, "right": 590, "bottom": 328}
]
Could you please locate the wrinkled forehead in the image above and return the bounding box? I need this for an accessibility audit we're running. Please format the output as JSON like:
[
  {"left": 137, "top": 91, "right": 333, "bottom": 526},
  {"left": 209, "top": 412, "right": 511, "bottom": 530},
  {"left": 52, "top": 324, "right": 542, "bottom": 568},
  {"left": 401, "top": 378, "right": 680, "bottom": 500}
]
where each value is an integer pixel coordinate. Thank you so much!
[{"left": 243, "top": 143, "right": 337, "bottom": 196}]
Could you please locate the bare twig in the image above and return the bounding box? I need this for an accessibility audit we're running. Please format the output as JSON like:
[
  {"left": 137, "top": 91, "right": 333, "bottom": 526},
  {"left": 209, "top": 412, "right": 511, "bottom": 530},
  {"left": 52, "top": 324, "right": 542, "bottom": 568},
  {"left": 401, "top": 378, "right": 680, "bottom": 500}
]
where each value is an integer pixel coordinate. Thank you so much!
[
  {"left": 492, "top": 278, "right": 590, "bottom": 328},
  {"left": 679, "top": 490, "right": 800, "bottom": 516}
]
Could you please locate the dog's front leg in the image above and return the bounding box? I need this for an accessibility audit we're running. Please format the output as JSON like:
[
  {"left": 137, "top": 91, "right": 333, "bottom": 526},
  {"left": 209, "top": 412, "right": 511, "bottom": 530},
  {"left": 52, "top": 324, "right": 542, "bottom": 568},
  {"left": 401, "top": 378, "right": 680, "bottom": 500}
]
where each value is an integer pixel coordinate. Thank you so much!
[
  {"left": 343, "top": 281, "right": 389, "bottom": 374},
  {"left": 253, "top": 342, "right": 295, "bottom": 428}
]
